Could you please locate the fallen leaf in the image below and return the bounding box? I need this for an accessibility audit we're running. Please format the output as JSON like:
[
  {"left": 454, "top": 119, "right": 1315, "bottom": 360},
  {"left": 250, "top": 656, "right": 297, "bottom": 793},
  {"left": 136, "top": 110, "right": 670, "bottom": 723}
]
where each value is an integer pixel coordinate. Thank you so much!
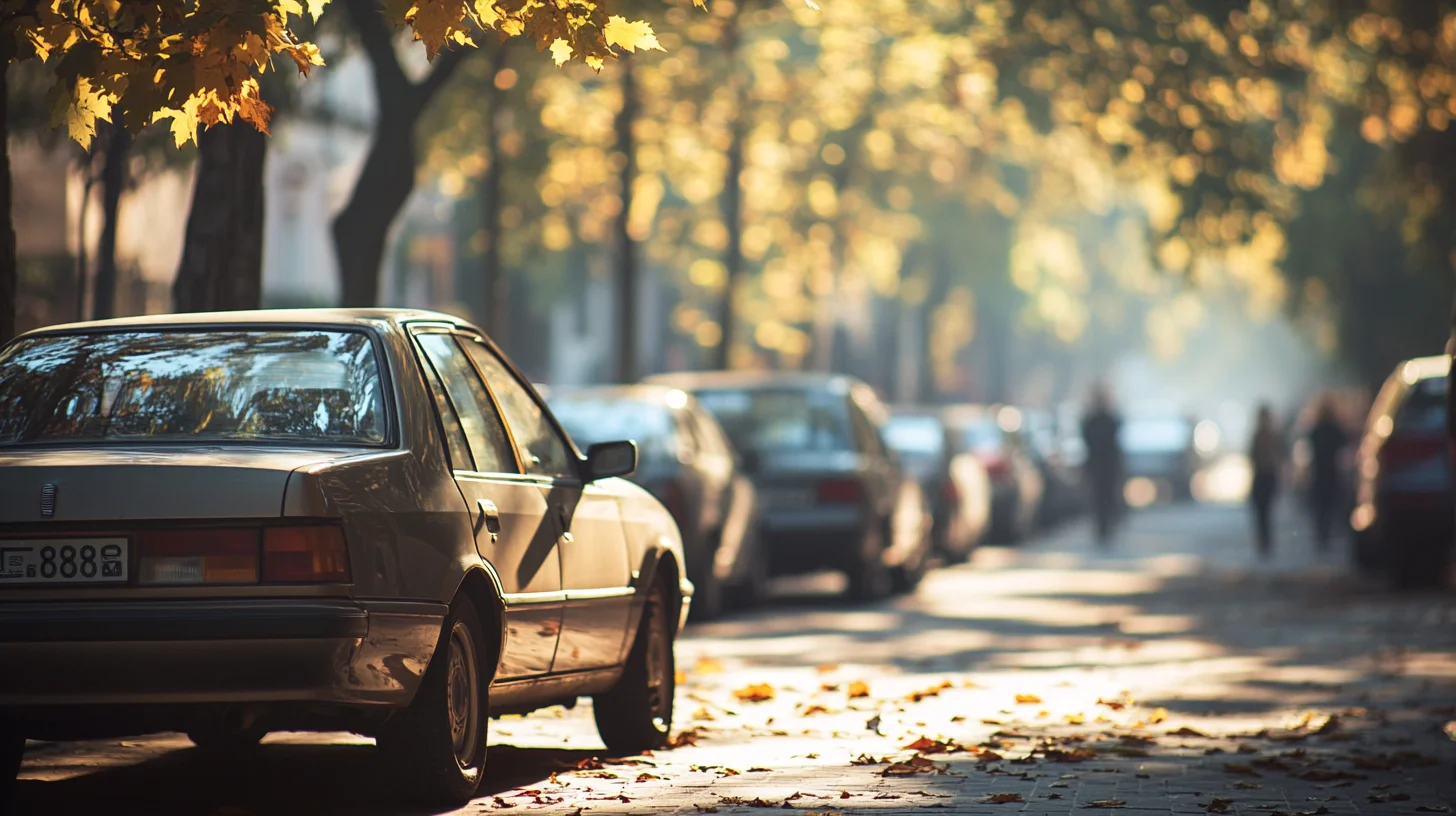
[
  {"left": 1065, "top": 713, "right": 1086, "bottom": 725},
  {"left": 907, "top": 681, "right": 954, "bottom": 702},
  {"left": 747, "top": 767, "right": 772, "bottom": 773},
  {"left": 801, "top": 704, "right": 831, "bottom": 716},
  {"left": 851, "top": 754, "right": 885, "bottom": 765},
  {"left": 983, "top": 793, "right": 1024, "bottom": 804},
  {"left": 865, "top": 714, "right": 882, "bottom": 733},
  {"left": 733, "top": 683, "right": 775, "bottom": 703},
  {"left": 816, "top": 663, "right": 839, "bottom": 674},
  {"left": 1045, "top": 747, "right": 1096, "bottom": 763},
  {"left": 847, "top": 681, "right": 871, "bottom": 699},
  {"left": 1298, "top": 769, "right": 1365, "bottom": 781},
  {"left": 576, "top": 757, "right": 605, "bottom": 770},
  {"left": 493, "top": 797, "right": 517, "bottom": 809},
  {"left": 881, "top": 755, "right": 940, "bottom": 776},
  {"left": 1015, "top": 693, "right": 1042, "bottom": 704},
  {"left": 1083, "top": 801, "right": 1127, "bottom": 809},
  {"left": 693, "top": 806, "right": 719, "bottom": 814},
  {"left": 902, "top": 737, "right": 953, "bottom": 755},
  {"left": 1415, "top": 807, "right": 1451, "bottom": 813},
  {"left": 1202, "top": 798, "right": 1234, "bottom": 814},
  {"left": 1222, "top": 763, "right": 1260, "bottom": 777},
  {"left": 669, "top": 730, "right": 700, "bottom": 748},
  {"left": 1097, "top": 696, "right": 1131, "bottom": 710},
  {"left": 1148, "top": 707, "right": 1168, "bottom": 724},
  {"left": 693, "top": 657, "right": 724, "bottom": 675},
  {"left": 1168, "top": 726, "right": 1208, "bottom": 737},
  {"left": 635, "top": 773, "right": 660, "bottom": 782},
  {"left": 1233, "top": 782, "right": 1262, "bottom": 790}
]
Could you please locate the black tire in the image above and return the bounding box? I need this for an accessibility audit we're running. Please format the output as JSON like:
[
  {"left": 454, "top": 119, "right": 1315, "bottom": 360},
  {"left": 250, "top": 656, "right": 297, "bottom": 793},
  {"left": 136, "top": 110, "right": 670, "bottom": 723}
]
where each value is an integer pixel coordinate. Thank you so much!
[
  {"left": 379, "top": 594, "right": 490, "bottom": 807},
  {"left": 846, "top": 525, "right": 891, "bottom": 601},
  {"left": 1393, "top": 536, "right": 1452, "bottom": 590},
  {"left": 594, "top": 581, "right": 676, "bottom": 755},
  {"left": 2, "top": 730, "right": 23, "bottom": 798},
  {"left": 187, "top": 723, "right": 266, "bottom": 753},
  {"left": 890, "top": 555, "right": 925, "bottom": 595}
]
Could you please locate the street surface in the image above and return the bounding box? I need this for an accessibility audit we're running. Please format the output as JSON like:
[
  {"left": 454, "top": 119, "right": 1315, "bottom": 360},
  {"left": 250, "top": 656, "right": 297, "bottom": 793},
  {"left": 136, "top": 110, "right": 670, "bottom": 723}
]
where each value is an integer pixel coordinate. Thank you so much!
[{"left": 11, "top": 500, "right": 1456, "bottom": 815}]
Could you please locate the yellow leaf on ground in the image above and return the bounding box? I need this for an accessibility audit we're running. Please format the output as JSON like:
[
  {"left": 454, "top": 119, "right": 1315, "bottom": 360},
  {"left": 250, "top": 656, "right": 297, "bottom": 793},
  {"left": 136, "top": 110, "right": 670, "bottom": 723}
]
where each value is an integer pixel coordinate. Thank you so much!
[
  {"left": 1014, "top": 693, "right": 1041, "bottom": 704},
  {"left": 847, "top": 681, "right": 870, "bottom": 699},
  {"left": 1149, "top": 707, "right": 1168, "bottom": 724},
  {"left": 693, "top": 657, "right": 723, "bottom": 675},
  {"left": 603, "top": 16, "right": 662, "bottom": 53},
  {"left": 733, "top": 683, "right": 774, "bottom": 702}
]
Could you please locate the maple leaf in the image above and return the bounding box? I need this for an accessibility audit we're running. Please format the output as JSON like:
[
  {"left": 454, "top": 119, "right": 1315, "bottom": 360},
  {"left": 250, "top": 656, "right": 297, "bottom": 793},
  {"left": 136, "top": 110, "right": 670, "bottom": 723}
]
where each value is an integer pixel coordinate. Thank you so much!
[
  {"left": 408, "top": 0, "right": 468, "bottom": 60},
  {"left": 902, "top": 737, "right": 952, "bottom": 754},
  {"left": 306, "top": 0, "right": 329, "bottom": 20},
  {"left": 602, "top": 16, "right": 661, "bottom": 54}
]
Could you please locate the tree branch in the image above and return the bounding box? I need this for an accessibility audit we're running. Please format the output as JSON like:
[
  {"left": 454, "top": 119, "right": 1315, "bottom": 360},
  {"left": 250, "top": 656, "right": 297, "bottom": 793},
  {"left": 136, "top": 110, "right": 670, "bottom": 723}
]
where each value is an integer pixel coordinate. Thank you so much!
[
  {"left": 415, "top": 45, "right": 470, "bottom": 106},
  {"left": 341, "top": 0, "right": 410, "bottom": 100}
]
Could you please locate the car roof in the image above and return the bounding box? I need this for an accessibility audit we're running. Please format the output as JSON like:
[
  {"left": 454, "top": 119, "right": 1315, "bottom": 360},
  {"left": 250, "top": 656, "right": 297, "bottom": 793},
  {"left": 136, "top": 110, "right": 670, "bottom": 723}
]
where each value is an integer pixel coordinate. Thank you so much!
[
  {"left": 550, "top": 383, "right": 691, "bottom": 407},
  {"left": 643, "top": 370, "right": 858, "bottom": 392},
  {"left": 16, "top": 308, "right": 477, "bottom": 337}
]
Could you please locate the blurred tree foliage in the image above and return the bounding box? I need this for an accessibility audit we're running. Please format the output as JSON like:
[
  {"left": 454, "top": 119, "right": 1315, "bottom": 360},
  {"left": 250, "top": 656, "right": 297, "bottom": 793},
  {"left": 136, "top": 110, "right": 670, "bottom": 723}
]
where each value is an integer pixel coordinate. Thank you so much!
[{"left": 414, "top": 0, "right": 1456, "bottom": 396}]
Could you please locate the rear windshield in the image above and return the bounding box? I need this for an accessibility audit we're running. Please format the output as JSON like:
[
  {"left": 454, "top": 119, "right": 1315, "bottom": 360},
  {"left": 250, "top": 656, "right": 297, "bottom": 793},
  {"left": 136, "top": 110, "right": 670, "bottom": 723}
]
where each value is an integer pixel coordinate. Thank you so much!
[
  {"left": 693, "top": 387, "right": 852, "bottom": 454},
  {"left": 1120, "top": 417, "right": 1190, "bottom": 453},
  {"left": 0, "top": 330, "right": 387, "bottom": 447},
  {"left": 549, "top": 396, "right": 676, "bottom": 464},
  {"left": 1395, "top": 376, "right": 1448, "bottom": 434},
  {"left": 884, "top": 415, "right": 945, "bottom": 458}
]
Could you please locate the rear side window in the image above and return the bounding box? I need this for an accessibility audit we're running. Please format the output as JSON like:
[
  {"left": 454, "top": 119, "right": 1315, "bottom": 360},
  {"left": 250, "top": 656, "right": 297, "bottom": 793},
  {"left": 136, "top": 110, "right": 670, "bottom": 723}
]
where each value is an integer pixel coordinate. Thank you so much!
[
  {"left": 461, "top": 339, "right": 577, "bottom": 479},
  {"left": 1394, "top": 376, "right": 1447, "bottom": 433},
  {"left": 0, "top": 329, "right": 387, "bottom": 447},
  {"left": 415, "top": 334, "right": 516, "bottom": 474},
  {"left": 694, "top": 388, "right": 854, "bottom": 454}
]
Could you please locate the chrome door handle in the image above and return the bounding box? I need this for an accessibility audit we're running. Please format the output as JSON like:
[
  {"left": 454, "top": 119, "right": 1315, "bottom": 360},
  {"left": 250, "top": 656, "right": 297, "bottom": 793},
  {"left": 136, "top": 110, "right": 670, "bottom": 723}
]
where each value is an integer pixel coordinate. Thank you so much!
[{"left": 477, "top": 499, "right": 501, "bottom": 541}]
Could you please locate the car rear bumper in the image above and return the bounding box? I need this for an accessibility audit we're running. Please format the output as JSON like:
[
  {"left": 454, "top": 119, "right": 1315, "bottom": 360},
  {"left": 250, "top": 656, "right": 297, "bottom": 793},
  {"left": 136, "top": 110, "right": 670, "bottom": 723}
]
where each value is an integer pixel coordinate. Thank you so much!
[
  {"left": 0, "top": 598, "right": 445, "bottom": 708},
  {"left": 758, "top": 506, "right": 866, "bottom": 575}
]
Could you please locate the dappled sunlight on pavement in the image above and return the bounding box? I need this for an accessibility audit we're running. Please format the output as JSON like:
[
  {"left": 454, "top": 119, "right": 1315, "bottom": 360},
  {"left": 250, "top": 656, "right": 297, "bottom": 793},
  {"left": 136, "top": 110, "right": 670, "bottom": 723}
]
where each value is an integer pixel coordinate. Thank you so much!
[{"left": 13, "top": 502, "right": 1456, "bottom": 814}]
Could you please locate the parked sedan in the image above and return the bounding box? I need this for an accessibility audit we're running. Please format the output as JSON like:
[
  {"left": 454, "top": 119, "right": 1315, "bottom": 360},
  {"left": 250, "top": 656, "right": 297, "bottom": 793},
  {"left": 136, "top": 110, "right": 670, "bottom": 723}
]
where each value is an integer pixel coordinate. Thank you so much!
[
  {"left": 0, "top": 309, "right": 691, "bottom": 805},
  {"left": 1119, "top": 412, "right": 1199, "bottom": 503},
  {"left": 645, "top": 372, "right": 932, "bottom": 599},
  {"left": 883, "top": 407, "right": 992, "bottom": 563},
  {"left": 1350, "top": 354, "right": 1454, "bottom": 587},
  {"left": 943, "top": 405, "right": 1044, "bottom": 542},
  {"left": 548, "top": 385, "right": 766, "bottom": 620},
  {"left": 1022, "top": 409, "right": 1085, "bottom": 527}
]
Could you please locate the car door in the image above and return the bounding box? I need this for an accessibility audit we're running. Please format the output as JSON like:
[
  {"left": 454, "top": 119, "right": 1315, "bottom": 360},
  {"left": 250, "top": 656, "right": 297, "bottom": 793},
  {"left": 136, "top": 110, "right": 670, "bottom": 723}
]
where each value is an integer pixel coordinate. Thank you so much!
[
  {"left": 460, "top": 339, "right": 634, "bottom": 673},
  {"left": 412, "top": 327, "right": 563, "bottom": 679}
]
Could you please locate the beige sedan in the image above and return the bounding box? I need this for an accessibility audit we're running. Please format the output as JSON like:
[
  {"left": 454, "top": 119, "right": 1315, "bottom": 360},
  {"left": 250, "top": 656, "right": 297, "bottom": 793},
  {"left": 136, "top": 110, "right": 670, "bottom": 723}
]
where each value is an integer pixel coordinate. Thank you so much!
[{"left": 0, "top": 309, "right": 691, "bottom": 805}]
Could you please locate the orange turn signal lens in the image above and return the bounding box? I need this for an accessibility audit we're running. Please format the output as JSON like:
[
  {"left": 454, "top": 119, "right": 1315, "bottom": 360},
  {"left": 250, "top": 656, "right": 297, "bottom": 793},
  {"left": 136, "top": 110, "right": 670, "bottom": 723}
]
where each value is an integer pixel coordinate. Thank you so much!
[{"left": 262, "top": 526, "right": 350, "bottom": 583}]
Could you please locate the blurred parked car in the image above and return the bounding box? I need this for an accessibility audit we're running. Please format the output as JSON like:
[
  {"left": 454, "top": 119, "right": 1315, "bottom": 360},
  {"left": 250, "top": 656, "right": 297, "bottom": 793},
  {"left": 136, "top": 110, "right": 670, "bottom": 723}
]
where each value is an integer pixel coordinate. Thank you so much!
[
  {"left": 1022, "top": 409, "right": 1085, "bottom": 526},
  {"left": 1119, "top": 411, "right": 1199, "bottom": 504},
  {"left": 645, "top": 372, "right": 932, "bottom": 599},
  {"left": 942, "top": 405, "right": 1044, "bottom": 542},
  {"left": 0, "top": 309, "right": 690, "bottom": 805},
  {"left": 1350, "top": 354, "right": 1454, "bottom": 588},
  {"left": 883, "top": 407, "right": 992, "bottom": 563},
  {"left": 549, "top": 385, "right": 766, "bottom": 620}
]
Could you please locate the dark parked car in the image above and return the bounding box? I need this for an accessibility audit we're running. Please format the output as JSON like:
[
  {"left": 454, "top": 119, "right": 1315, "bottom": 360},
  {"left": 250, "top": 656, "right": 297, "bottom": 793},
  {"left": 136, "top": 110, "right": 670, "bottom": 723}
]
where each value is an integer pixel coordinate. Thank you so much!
[
  {"left": 1119, "top": 412, "right": 1199, "bottom": 503},
  {"left": 548, "top": 385, "right": 766, "bottom": 620},
  {"left": 942, "top": 405, "right": 1044, "bottom": 542},
  {"left": 1351, "top": 354, "right": 1454, "bottom": 587},
  {"left": 883, "top": 407, "right": 992, "bottom": 563},
  {"left": 1022, "top": 409, "right": 1084, "bottom": 526},
  {"left": 644, "top": 372, "right": 931, "bottom": 599},
  {"left": 0, "top": 309, "right": 691, "bottom": 805}
]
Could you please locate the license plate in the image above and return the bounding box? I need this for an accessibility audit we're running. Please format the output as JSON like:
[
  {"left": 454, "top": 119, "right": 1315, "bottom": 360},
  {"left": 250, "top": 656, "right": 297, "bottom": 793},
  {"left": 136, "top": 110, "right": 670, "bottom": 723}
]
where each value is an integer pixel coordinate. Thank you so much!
[{"left": 0, "top": 538, "right": 130, "bottom": 585}]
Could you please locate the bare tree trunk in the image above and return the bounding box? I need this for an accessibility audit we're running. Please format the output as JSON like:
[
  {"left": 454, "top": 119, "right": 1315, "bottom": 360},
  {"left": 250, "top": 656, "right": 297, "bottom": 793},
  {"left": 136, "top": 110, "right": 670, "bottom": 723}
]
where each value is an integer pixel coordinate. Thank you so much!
[
  {"left": 173, "top": 122, "right": 267, "bottom": 312},
  {"left": 92, "top": 123, "right": 131, "bottom": 319},
  {"left": 0, "top": 56, "right": 16, "bottom": 344},
  {"left": 480, "top": 44, "right": 510, "bottom": 338},
  {"left": 613, "top": 55, "right": 639, "bottom": 383},
  {"left": 333, "top": 0, "right": 467, "bottom": 308},
  {"left": 73, "top": 164, "right": 95, "bottom": 321},
  {"left": 712, "top": 17, "right": 745, "bottom": 371}
]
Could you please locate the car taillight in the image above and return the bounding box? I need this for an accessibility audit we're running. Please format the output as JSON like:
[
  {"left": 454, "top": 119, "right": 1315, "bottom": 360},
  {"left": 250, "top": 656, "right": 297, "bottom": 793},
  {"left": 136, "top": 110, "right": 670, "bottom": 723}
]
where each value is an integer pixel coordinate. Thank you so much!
[
  {"left": 1378, "top": 434, "right": 1445, "bottom": 472},
  {"left": 263, "top": 525, "right": 350, "bottom": 583},
  {"left": 816, "top": 478, "right": 864, "bottom": 504},
  {"left": 137, "top": 529, "right": 259, "bottom": 586},
  {"left": 940, "top": 478, "right": 959, "bottom": 503}
]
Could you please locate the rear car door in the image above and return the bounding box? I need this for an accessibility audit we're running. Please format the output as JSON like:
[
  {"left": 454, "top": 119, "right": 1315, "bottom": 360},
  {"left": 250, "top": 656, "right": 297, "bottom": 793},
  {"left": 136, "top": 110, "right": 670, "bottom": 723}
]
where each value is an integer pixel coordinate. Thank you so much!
[
  {"left": 412, "top": 328, "right": 563, "bottom": 679},
  {"left": 461, "top": 339, "right": 634, "bottom": 673}
]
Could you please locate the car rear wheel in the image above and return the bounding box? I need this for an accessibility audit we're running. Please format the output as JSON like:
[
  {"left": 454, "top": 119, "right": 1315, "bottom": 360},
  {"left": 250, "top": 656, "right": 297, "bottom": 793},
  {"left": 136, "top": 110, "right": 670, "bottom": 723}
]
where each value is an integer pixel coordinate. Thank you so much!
[
  {"left": 380, "top": 594, "right": 490, "bottom": 806},
  {"left": 187, "top": 722, "right": 267, "bottom": 753},
  {"left": 594, "top": 581, "right": 675, "bottom": 755},
  {"left": 2, "top": 731, "right": 23, "bottom": 790}
]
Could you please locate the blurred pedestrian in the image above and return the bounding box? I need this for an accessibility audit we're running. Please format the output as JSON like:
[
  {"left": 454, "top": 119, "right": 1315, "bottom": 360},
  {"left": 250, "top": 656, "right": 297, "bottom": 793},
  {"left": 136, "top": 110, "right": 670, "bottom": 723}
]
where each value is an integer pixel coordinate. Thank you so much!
[
  {"left": 1081, "top": 384, "right": 1124, "bottom": 546},
  {"left": 1306, "top": 393, "right": 1348, "bottom": 551},
  {"left": 1249, "top": 403, "right": 1283, "bottom": 558}
]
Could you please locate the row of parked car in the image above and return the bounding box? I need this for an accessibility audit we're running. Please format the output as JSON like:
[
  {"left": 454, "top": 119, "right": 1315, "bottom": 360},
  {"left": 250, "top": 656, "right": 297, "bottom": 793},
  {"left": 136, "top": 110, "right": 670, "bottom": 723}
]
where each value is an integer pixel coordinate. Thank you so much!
[{"left": 542, "top": 376, "right": 1095, "bottom": 620}]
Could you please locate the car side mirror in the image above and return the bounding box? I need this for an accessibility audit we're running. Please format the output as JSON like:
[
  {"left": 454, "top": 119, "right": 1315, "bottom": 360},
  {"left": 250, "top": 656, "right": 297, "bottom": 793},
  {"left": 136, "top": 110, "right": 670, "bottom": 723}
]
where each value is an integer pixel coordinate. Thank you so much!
[{"left": 585, "top": 440, "right": 637, "bottom": 481}]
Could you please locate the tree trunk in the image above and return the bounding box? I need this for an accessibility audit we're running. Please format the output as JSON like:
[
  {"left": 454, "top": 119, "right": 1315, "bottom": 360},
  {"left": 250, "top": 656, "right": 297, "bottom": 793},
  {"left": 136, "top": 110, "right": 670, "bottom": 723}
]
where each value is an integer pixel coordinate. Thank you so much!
[
  {"left": 73, "top": 164, "right": 95, "bottom": 321},
  {"left": 712, "top": 19, "right": 745, "bottom": 371},
  {"left": 334, "top": 0, "right": 467, "bottom": 308},
  {"left": 173, "top": 122, "right": 267, "bottom": 312},
  {"left": 479, "top": 44, "right": 509, "bottom": 338},
  {"left": 613, "top": 55, "right": 639, "bottom": 383},
  {"left": 0, "top": 57, "right": 16, "bottom": 344},
  {"left": 92, "top": 123, "right": 131, "bottom": 319}
]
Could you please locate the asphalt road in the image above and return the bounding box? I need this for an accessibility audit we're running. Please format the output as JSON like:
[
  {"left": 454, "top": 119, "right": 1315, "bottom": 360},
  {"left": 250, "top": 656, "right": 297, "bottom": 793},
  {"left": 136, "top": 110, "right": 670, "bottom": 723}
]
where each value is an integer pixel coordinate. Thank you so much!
[{"left": 9, "top": 500, "right": 1456, "bottom": 815}]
